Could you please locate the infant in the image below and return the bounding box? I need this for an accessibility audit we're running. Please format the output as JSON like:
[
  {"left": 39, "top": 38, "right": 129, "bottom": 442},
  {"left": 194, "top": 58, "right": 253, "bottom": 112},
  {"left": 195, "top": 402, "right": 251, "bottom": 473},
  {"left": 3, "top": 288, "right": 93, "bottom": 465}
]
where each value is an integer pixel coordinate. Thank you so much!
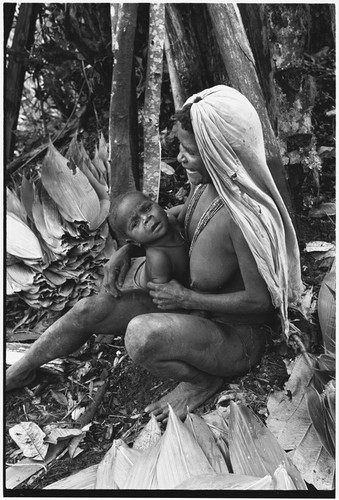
[{"left": 110, "top": 191, "right": 189, "bottom": 289}]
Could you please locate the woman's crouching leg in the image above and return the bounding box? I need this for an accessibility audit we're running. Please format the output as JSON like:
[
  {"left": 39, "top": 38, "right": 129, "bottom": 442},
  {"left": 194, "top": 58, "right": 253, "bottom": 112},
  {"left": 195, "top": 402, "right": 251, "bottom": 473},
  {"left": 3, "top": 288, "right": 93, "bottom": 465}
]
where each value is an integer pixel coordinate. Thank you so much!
[
  {"left": 124, "top": 313, "right": 230, "bottom": 421},
  {"left": 6, "top": 289, "right": 155, "bottom": 392}
]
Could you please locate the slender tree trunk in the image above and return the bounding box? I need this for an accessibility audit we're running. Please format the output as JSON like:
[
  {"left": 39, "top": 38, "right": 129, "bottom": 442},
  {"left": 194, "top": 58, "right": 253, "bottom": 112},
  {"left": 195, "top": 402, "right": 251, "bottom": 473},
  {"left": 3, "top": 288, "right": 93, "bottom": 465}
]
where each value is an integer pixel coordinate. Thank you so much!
[
  {"left": 142, "top": 3, "right": 165, "bottom": 202},
  {"left": 5, "top": 3, "right": 40, "bottom": 164},
  {"left": 207, "top": 3, "right": 295, "bottom": 219},
  {"left": 108, "top": 3, "right": 138, "bottom": 209},
  {"left": 164, "top": 30, "right": 185, "bottom": 110},
  {"left": 4, "top": 3, "right": 16, "bottom": 46}
]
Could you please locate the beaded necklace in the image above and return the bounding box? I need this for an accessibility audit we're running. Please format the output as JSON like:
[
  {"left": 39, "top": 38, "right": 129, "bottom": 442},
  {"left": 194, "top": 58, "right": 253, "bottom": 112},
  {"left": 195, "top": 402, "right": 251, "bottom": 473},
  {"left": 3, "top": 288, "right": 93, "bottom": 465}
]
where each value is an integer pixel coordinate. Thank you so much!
[{"left": 185, "top": 185, "right": 224, "bottom": 257}]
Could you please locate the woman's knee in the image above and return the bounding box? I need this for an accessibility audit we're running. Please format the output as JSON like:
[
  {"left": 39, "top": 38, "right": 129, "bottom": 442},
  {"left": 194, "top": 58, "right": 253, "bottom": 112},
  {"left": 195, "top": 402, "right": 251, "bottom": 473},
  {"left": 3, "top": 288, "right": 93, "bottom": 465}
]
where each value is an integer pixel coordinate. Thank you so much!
[
  {"left": 125, "top": 314, "right": 164, "bottom": 364},
  {"left": 72, "top": 294, "right": 113, "bottom": 325}
]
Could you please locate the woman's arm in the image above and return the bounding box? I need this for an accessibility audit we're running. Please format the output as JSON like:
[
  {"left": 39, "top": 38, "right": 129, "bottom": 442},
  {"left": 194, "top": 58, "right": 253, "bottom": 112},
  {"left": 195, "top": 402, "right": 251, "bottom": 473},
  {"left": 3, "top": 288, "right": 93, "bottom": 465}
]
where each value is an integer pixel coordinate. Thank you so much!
[{"left": 147, "top": 221, "right": 272, "bottom": 315}]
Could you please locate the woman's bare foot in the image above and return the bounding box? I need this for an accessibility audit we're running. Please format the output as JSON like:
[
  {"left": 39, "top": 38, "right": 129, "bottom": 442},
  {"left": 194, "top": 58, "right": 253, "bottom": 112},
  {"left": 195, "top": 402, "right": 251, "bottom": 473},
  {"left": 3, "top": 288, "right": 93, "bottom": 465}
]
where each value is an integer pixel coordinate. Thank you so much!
[
  {"left": 144, "top": 375, "right": 224, "bottom": 421},
  {"left": 6, "top": 367, "right": 37, "bottom": 392}
]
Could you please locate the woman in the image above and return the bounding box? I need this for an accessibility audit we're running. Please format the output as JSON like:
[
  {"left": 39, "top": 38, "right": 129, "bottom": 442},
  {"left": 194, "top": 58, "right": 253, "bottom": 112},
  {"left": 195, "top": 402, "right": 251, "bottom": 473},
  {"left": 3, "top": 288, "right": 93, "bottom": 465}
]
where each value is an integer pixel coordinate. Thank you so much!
[{"left": 6, "top": 86, "right": 302, "bottom": 421}]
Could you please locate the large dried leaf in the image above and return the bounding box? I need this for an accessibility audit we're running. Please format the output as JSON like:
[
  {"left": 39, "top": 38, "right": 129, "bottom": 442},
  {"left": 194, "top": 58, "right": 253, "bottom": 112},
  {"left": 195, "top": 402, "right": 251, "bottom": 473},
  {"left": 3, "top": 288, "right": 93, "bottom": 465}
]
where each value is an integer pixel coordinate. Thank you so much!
[
  {"left": 41, "top": 141, "right": 101, "bottom": 230},
  {"left": 156, "top": 405, "right": 214, "bottom": 488},
  {"left": 305, "top": 241, "right": 334, "bottom": 253},
  {"left": 67, "top": 139, "right": 110, "bottom": 228},
  {"left": 267, "top": 354, "right": 316, "bottom": 449},
  {"left": 273, "top": 464, "right": 296, "bottom": 490},
  {"left": 92, "top": 144, "right": 108, "bottom": 185},
  {"left": 7, "top": 213, "right": 43, "bottom": 260},
  {"left": 44, "top": 426, "right": 82, "bottom": 444},
  {"left": 6, "top": 441, "right": 68, "bottom": 489},
  {"left": 317, "top": 258, "right": 336, "bottom": 355},
  {"left": 184, "top": 412, "right": 229, "bottom": 473},
  {"left": 32, "top": 187, "right": 68, "bottom": 254},
  {"left": 41, "top": 186, "right": 65, "bottom": 239},
  {"left": 124, "top": 439, "right": 161, "bottom": 489},
  {"left": 176, "top": 473, "right": 273, "bottom": 490},
  {"left": 94, "top": 439, "right": 136, "bottom": 489},
  {"left": 67, "top": 137, "right": 100, "bottom": 183},
  {"left": 306, "top": 385, "right": 335, "bottom": 458},
  {"left": 289, "top": 426, "right": 335, "bottom": 490},
  {"left": 202, "top": 407, "right": 231, "bottom": 469},
  {"left": 309, "top": 202, "right": 336, "bottom": 218},
  {"left": 229, "top": 401, "right": 306, "bottom": 489},
  {"left": 7, "top": 264, "right": 36, "bottom": 294},
  {"left": 267, "top": 354, "right": 335, "bottom": 489},
  {"left": 20, "top": 175, "right": 35, "bottom": 221},
  {"left": 9, "top": 422, "right": 49, "bottom": 460},
  {"left": 133, "top": 414, "right": 162, "bottom": 452},
  {"left": 44, "top": 464, "right": 98, "bottom": 490},
  {"left": 7, "top": 187, "right": 27, "bottom": 222}
]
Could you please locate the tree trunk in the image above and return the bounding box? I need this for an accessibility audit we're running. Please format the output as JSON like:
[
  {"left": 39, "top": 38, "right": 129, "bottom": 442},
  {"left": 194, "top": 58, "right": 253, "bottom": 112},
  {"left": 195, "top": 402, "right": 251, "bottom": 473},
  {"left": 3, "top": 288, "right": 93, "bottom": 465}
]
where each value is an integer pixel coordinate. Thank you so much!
[
  {"left": 142, "top": 3, "right": 165, "bottom": 202},
  {"left": 108, "top": 3, "right": 138, "bottom": 210},
  {"left": 4, "top": 3, "right": 16, "bottom": 46},
  {"left": 237, "top": 4, "right": 277, "bottom": 129},
  {"left": 5, "top": 3, "right": 41, "bottom": 164},
  {"left": 207, "top": 3, "right": 295, "bottom": 219},
  {"left": 164, "top": 30, "right": 185, "bottom": 110},
  {"left": 165, "top": 4, "right": 207, "bottom": 101}
]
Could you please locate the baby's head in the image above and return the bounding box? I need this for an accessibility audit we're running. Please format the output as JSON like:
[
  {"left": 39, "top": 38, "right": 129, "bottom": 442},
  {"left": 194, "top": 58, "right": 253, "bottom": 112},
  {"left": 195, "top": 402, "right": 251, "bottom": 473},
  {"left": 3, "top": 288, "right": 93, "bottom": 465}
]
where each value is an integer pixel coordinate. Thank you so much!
[{"left": 111, "top": 191, "right": 170, "bottom": 246}]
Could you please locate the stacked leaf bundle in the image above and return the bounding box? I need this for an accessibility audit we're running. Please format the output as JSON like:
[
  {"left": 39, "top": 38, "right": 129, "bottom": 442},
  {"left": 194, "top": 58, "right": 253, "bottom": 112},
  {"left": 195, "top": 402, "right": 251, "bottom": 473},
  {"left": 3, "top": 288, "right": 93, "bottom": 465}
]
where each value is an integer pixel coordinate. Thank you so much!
[
  {"left": 44, "top": 402, "right": 307, "bottom": 490},
  {"left": 6, "top": 136, "right": 115, "bottom": 311}
]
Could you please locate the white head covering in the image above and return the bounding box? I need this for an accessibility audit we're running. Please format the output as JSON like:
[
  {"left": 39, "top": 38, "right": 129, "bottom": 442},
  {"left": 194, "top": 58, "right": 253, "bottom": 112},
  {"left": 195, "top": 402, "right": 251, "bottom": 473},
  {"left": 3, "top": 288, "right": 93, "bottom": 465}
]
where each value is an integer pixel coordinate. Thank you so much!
[{"left": 185, "top": 85, "right": 302, "bottom": 337}]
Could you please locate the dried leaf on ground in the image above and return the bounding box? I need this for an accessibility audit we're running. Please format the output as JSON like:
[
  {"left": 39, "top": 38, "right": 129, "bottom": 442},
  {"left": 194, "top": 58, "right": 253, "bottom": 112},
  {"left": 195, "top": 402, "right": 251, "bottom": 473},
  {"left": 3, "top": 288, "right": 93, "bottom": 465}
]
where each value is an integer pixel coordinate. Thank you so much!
[
  {"left": 267, "top": 354, "right": 335, "bottom": 490},
  {"left": 44, "top": 464, "right": 98, "bottom": 490},
  {"left": 156, "top": 405, "right": 214, "bottom": 488},
  {"left": 9, "top": 422, "right": 49, "bottom": 460},
  {"left": 184, "top": 412, "right": 229, "bottom": 474},
  {"left": 228, "top": 401, "right": 306, "bottom": 489},
  {"left": 44, "top": 426, "right": 82, "bottom": 445},
  {"left": 175, "top": 473, "right": 273, "bottom": 490},
  {"left": 6, "top": 441, "right": 68, "bottom": 489},
  {"left": 133, "top": 414, "right": 161, "bottom": 452}
]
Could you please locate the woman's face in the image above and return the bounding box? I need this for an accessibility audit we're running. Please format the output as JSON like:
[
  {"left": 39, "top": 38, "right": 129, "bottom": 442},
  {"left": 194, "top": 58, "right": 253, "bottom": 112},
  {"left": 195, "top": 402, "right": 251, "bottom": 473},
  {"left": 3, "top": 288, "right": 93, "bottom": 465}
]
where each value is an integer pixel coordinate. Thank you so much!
[{"left": 176, "top": 123, "right": 211, "bottom": 185}]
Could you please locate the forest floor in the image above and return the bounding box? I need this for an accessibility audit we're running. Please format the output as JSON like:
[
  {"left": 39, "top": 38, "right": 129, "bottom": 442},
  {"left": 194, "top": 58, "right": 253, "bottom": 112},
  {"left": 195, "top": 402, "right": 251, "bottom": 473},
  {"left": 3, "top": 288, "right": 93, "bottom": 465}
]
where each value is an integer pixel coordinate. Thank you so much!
[{"left": 5, "top": 210, "right": 335, "bottom": 491}]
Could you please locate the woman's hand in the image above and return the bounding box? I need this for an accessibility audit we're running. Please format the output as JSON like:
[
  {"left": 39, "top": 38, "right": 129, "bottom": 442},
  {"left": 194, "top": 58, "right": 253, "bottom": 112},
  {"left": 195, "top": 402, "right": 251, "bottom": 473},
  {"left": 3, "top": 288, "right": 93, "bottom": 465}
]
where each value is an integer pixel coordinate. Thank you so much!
[
  {"left": 102, "top": 244, "right": 132, "bottom": 298},
  {"left": 147, "top": 280, "right": 192, "bottom": 310}
]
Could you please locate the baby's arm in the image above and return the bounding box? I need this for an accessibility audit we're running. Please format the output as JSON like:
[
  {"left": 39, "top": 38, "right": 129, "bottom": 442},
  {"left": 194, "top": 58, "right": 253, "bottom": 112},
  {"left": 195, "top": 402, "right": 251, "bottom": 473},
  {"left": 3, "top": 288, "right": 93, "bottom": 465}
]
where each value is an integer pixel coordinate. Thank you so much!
[{"left": 146, "top": 248, "right": 173, "bottom": 284}]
